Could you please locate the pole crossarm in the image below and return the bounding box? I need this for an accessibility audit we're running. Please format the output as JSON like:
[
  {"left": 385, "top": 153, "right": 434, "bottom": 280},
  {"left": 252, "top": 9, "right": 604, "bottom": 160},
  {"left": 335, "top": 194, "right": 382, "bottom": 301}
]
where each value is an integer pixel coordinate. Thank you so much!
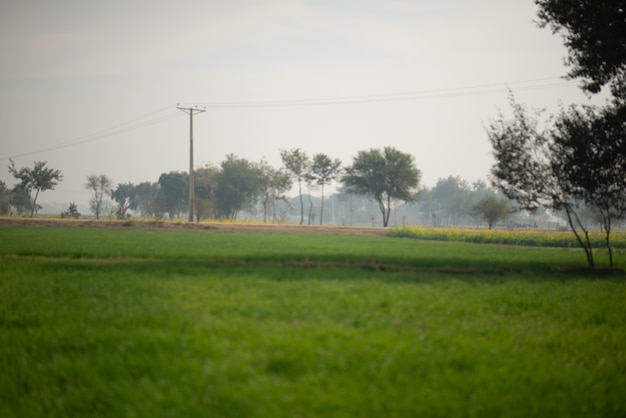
[{"left": 177, "top": 105, "right": 206, "bottom": 222}]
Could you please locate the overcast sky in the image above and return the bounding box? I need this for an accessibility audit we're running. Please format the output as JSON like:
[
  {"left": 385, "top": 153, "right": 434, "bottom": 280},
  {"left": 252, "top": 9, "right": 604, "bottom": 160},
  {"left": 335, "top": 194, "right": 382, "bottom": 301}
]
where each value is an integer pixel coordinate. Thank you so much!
[{"left": 0, "top": 0, "right": 608, "bottom": 208}]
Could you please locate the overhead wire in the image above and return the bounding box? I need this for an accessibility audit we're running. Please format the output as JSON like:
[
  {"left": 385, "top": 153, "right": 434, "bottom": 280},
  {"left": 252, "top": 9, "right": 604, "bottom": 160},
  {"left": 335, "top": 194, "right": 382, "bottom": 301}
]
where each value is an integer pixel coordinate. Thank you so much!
[
  {"left": 1, "top": 105, "right": 182, "bottom": 161},
  {"left": 180, "top": 76, "right": 575, "bottom": 108},
  {"left": 2, "top": 76, "right": 576, "bottom": 160}
]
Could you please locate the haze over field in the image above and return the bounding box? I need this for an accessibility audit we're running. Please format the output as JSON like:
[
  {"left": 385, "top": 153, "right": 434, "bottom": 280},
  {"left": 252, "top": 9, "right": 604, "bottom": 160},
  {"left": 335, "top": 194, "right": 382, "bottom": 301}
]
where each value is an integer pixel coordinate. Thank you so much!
[{"left": 0, "top": 0, "right": 609, "bottom": 207}]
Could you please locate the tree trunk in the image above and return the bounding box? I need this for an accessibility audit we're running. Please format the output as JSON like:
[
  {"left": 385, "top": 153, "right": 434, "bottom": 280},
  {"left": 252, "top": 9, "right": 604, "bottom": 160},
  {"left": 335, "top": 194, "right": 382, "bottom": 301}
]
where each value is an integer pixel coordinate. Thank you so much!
[
  {"left": 564, "top": 206, "right": 595, "bottom": 269},
  {"left": 298, "top": 179, "right": 304, "bottom": 225},
  {"left": 319, "top": 185, "right": 325, "bottom": 225}
]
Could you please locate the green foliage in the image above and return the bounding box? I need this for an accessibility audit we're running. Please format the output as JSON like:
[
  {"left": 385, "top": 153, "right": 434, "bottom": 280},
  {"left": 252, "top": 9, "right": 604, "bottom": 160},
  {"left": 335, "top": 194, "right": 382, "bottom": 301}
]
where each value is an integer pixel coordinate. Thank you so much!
[
  {"left": 111, "top": 182, "right": 136, "bottom": 219},
  {"left": 133, "top": 181, "right": 161, "bottom": 218},
  {"left": 307, "top": 153, "right": 342, "bottom": 225},
  {"left": 487, "top": 95, "right": 626, "bottom": 268},
  {"left": 280, "top": 148, "right": 310, "bottom": 225},
  {"left": 472, "top": 195, "right": 511, "bottom": 229},
  {"left": 194, "top": 165, "right": 220, "bottom": 221},
  {"left": 0, "top": 226, "right": 625, "bottom": 417},
  {"left": 215, "top": 155, "right": 262, "bottom": 220},
  {"left": 257, "top": 160, "right": 291, "bottom": 223},
  {"left": 536, "top": 0, "right": 626, "bottom": 100},
  {"left": 0, "top": 180, "right": 10, "bottom": 215},
  {"left": 158, "top": 171, "right": 188, "bottom": 219},
  {"left": 60, "top": 202, "right": 81, "bottom": 219},
  {"left": 342, "top": 147, "right": 421, "bottom": 227},
  {"left": 420, "top": 176, "right": 472, "bottom": 226},
  {"left": 8, "top": 159, "right": 63, "bottom": 217}
]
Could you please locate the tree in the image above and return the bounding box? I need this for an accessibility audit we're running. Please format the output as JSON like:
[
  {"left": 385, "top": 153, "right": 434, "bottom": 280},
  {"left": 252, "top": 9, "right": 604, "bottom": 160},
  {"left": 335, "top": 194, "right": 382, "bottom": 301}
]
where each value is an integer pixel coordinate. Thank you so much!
[
  {"left": 280, "top": 148, "right": 309, "bottom": 225},
  {"left": 536, "top": 0, "right": 626, "bottom": 100},
  {"left": 215, "top": 154, "right": 262, "bottom": 220},
  {"left": 486, "top": 95, "right": 626, "bottom": 268},
  {"left": 85, "top": 174, "right": 112, "bottom": 219},
  {"left": 8, "top": 159, "right": 63, "bottom": 217},
  {"left": 472, "top": 195, "right": 512, "bottom": 229},
  {"left": 549, "top": 102, "right": 626, "bottom": 267},
  {"left": 307, "top": 153, "right": 341, "bottom": 225},
  {"left": 342, "top": 147, "right": 421, "bottom": 227},
  {"left": 429, "top": 176, "right": 472, "bottom": 226},
  {"left": 111, "top": 182, "right": 137, "bottom": 219},
  {"left": 257, "top": 160, "right": 292, "bottom": 223},
  {"left": 194, "top": 165, "right": 220, "bottom": 221},
  {"left": 61, "top": 202, "right": 80, "bottom": 219},
  {"left": 158, "top": 171, "right": 188, "bottom": 219},
  {"left": 0, "top": 180, "right": 11, "bottom": 215},
  {"left": 134, "top": 182, "right": 160, "bottom": 218}
]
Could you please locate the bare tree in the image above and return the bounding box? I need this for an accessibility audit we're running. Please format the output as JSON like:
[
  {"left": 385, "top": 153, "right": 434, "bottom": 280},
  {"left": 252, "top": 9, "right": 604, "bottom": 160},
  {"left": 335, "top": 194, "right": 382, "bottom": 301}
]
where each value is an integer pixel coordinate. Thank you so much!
[{"left": 85, "top": 174, "right": 113, "bottom": 220}]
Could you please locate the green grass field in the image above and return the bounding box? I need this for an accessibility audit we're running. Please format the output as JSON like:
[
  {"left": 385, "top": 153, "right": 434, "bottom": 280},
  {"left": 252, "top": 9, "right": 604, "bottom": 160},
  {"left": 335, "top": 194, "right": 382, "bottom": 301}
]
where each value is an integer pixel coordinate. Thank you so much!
[{"left": 1, "top": 225, "right": 625, "bottom": 417}]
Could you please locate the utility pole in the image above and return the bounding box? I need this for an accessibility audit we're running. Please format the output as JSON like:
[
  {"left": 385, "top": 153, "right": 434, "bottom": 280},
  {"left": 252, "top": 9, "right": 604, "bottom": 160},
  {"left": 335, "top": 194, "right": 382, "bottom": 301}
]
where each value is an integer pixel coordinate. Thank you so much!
[{"left": 177, "top": 105, "right": 206, "bottom": 222}]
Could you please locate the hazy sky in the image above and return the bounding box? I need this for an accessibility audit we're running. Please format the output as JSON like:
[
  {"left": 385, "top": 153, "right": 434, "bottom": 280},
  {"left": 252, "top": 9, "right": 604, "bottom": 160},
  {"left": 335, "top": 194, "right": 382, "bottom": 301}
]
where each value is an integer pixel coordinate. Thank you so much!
[{"left": 0, "top": 0, "right": 608, "bottom": 207}]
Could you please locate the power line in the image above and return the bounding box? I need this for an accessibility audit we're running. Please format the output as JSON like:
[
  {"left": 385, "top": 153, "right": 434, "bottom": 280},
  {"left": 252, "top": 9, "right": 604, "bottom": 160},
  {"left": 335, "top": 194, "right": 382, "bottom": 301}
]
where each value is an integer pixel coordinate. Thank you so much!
[
  {"left": 179, "top": 76, "right": 575, "bottom": 108},
  {"left": 1, "top": 105, "right": 182, "bottom": 161},
  {"left": 1, "top": 76, "right": 577, "bottom": 161}
]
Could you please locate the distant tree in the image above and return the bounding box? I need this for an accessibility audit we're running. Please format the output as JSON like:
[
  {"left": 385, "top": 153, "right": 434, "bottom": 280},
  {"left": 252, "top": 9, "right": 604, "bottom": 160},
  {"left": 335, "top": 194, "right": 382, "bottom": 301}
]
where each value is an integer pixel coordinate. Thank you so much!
[
  {"left": 536, "top": 0, "right": 626, "bottom": 100},
  {"left": 0, "top": 180, "right": 11, "bottom": 215},
  {"left": 472, "top": 195, "right": 511, "bottom": 229},
  {"left": 487, "top": 95, "right": 626, "bottom": 268},
  {"left": 61, "top": 202, "right": 80, "bottom": 219},
  {"left": 342, "top": 147, "right": 421, "bottom": 227},
  {"left": 9, "top": 188, "right": 30, "bottom": 216},
  {"left": 215, "top": 154, "right": 262, "bottom": 220},
  {"left": 158, "top": 171, "right": 188, "bottom": 219},
  {"left": 280, "top": 148, "right": 310, "bottom": 225},
  {"left": 257, "top": 160, "right": 291, "bottom": 223},
  {"left": 85, "top": 174, "right": 112, "bottom": 219},
  {"left": 307, "top": 153, "right": 341, "bottom": 225},
  {"left": 111, "top": 182, "right": 137, "bottom": 219},
  {"left": 428, "top": 176, "right": 472, "bottom": 226},
  {"left": 134, "top": 182, "right": 160, "bottom": 218},
  {"left": 194, "top": 164, "right": 220, "bottom": 221},
  {"left": 8, "top": 159, "right": 63, "bottom": 217}
]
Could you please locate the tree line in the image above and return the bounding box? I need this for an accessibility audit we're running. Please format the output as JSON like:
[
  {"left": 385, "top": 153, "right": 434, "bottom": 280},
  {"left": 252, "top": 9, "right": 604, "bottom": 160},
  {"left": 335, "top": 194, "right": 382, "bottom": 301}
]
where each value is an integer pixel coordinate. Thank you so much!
[{"left": 2, "top": 1, "right": 625, "bottom": 270}]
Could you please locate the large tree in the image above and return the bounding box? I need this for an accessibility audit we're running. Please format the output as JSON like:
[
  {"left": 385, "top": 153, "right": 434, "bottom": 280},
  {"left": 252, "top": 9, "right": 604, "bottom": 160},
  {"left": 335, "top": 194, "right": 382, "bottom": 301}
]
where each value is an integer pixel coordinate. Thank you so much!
[
  {"left": 134, "top": 182, "right": 161, "bottom": 218},
  {"left": 158, "top": 171, "right": 188, "bottom": 219},
  {"left": 280, "top": 148, "right": 310, "bottom": 225},
  {"left": 85, "top": 174, "right": 112, "bottom": 219},
  {"left": 111, "top": 182, "right": 137, "bottom": 219},
  {"left": 550, "top": 102, "right": 626, "bottom": 267},
  {"left": 8, "top": 160, "right": 63, "bottom": 217},
  {"left": 487, "top": 95, "right": 626, "bottom": 268},
  {"left": 536, "top": 0, "right": 626, "bottom": 100},
  {"left": 194, "top": 165, "right": 220, "bottom": 221},
  {"left": 428, "top": 176, "right": 472, "bottom": 226},
  {"left": 215, "top": 154, "right": 262, "bottom": 220},
  {"left": 342, "top": 147, "right": 420, "bottom": 227},
  {"left": 307, "top": 153, "right": 341, "bottom": 225}
]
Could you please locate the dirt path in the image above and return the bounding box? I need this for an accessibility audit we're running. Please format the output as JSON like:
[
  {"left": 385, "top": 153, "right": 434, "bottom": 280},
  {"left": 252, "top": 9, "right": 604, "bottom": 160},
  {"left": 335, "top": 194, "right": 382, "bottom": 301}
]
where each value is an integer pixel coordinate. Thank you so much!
[{"left": 0, "top": 217, "right": 389, "bottom": 237}]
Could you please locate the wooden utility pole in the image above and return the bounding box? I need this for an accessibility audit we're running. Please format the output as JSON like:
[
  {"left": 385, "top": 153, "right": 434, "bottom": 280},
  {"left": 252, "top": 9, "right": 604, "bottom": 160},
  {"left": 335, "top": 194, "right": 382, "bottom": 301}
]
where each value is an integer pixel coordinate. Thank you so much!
[{"left": 177, "top": 105, "right": 206, "bottom": 222}]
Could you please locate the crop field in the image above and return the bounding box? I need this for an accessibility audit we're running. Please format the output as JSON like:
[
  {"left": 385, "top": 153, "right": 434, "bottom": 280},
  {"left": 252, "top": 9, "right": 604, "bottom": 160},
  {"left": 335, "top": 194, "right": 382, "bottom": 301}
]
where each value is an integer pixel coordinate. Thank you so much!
[{"left": 1, "top": 224, "right": 625, "bottom": 417}]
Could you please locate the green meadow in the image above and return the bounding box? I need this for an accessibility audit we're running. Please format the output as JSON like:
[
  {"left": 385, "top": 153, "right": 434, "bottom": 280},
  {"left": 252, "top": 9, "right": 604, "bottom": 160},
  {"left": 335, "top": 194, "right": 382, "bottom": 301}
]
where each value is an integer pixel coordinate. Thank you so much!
[{"left": 1, "top": 225, "right": 625, "bottom": 417}]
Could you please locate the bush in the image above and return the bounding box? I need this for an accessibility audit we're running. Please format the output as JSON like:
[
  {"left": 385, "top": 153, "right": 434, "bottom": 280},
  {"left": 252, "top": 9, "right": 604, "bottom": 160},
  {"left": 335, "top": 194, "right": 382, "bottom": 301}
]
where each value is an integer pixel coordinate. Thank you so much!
[{"left": 60, "top": 202, "right": 80, "bottom": 219}]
